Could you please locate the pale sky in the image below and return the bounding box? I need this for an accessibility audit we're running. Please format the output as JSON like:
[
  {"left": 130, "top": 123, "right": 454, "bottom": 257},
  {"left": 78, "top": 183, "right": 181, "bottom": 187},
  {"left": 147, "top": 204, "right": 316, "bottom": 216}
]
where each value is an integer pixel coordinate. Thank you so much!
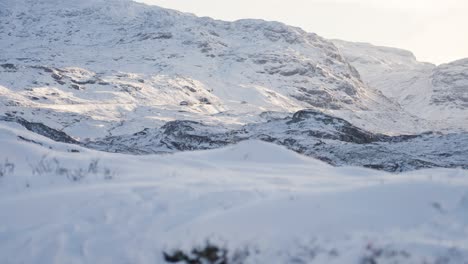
[{"left": 136, "top": 0, "right": 468, "bottom": 65}]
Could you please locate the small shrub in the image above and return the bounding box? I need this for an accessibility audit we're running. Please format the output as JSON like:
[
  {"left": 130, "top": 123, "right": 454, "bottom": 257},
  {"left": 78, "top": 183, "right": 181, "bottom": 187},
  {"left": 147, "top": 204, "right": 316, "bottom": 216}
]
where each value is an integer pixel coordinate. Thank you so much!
[
  {"left": 87, "top": 159, "right": 99, "bottom": 174},
  {"left": 103, "top": 168, "right": 114, "bottom": 180},
  {"left": 163, "top": 242, "right": 249, "bottom": 264},
  {"left": 0, "top": 159, "right": 15, "bottom": 177},
  {"left": 30, "top": 155, "right": 114, "bottom": 182},
  {"left": 360, "top": 243, "right": 411, "bottom": 264},
  {"left": 31, "top": 155, "right": 57, "bottom": 176},
  {"left": 67, "top": 168, "right": 87, "bottom": 182}
]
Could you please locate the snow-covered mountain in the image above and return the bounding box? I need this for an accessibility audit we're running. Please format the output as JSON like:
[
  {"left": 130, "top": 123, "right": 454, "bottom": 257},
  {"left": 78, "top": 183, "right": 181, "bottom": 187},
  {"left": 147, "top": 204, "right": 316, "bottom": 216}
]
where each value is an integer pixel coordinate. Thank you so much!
[
  {"left": 0, "top": 0, "right": 466, "bottom": 171},
  {"left": 333, "top": 40, "right": 468, "bottom": 131},
  {"left": 0, "top": 0, "right": 429, "bottom": 137}
]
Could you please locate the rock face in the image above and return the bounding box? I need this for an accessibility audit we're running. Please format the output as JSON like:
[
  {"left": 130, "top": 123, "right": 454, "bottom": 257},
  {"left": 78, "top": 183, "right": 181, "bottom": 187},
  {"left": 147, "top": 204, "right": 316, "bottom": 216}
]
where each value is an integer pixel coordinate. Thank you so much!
[{"left": 0, "top": 115, "right": 78, "bottom": 144}]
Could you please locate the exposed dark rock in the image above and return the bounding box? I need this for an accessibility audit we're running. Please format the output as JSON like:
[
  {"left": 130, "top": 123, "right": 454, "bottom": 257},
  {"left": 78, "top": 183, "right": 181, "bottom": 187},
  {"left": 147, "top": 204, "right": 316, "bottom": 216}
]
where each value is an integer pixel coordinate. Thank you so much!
[
  {"left": 199, "top": 97, "right": 212, "bottom": 105},
  {"left": 290, "top": 93, "right": 342, "bottom": 110},
  {"left": 70, "top": 84, "right": 81, "bottom": 90},
  {"left": 1, "top": 116, "right": 78, "bottom": 144},
  {"left": 51, "top": 73, "right": 66, "bottom": 85},
  {"left": 17, "top": 135, "right": 44, "bottom": 146},
  {"left": 32, "top": 65, "right": 54, "bottom": 73},
  {"left": 16, "top": 119, "right": 78, "bottom": 144},
  {"left": 135, "top": 32, "right": 173, "bottom": 41},
  {"left": 0, "top": 63, "right": 17, "bottom": 71},
  {"left": 160, "top": 120, "right": 230, "bottom": 151},
  {"left": 184, "top": 86, "right": 197, "bottom": 93},
  {"left": 120, "top": 84, "right": 142, "bottom": 93},
  {"left": 51, "top": 73, "right": 62, "bottom": 80}
]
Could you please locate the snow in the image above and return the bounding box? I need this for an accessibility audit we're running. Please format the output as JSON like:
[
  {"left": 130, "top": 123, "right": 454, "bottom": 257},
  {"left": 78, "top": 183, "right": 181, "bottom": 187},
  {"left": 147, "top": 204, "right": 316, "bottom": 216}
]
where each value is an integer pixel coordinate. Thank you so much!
[
  {"left": 0, "top": 0, "right": 467, "bottom": 262},
  {"left": 1, "top": 122, "right": 468, "bottom": 263}
]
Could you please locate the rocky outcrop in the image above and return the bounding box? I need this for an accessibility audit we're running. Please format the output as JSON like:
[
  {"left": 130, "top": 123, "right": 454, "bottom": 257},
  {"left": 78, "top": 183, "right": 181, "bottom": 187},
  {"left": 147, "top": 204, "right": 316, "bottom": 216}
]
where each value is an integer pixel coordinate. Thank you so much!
[
  {"left": 83, "top": 110, "right": 468, "bottom": 172},
  {"left": 0, "top": 116, "right": 78, "bottom": 144},
  {"left": 2, "top": 109, "right": 466, "bottom": 172}
]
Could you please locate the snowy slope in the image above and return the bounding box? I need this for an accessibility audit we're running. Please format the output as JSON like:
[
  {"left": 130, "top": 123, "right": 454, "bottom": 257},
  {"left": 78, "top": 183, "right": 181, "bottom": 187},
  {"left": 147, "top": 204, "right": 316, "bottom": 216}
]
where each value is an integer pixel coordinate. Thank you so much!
[
  {"left": 1, "top": 121, "right": 468, "bottom": 263},
  {"left": 333, "top": 40, "right": 468, "bottom": 131},
  {"left": 432, "top": 58, "right": 468, "bottom": 109}
]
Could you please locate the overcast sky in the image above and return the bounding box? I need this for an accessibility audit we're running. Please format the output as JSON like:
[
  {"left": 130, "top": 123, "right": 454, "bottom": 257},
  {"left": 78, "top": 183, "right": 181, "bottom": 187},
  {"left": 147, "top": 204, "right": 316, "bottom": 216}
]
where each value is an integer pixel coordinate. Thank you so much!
[{"left": 136, "top": 0, "right": 467, "bottom": 65}]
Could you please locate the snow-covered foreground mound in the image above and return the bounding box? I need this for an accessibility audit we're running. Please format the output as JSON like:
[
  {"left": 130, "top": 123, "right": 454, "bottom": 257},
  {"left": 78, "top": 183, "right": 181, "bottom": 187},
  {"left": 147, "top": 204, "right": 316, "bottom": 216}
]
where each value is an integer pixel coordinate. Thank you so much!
[{"left": 1, "top": 122, "right": 468, "bottom": 263}]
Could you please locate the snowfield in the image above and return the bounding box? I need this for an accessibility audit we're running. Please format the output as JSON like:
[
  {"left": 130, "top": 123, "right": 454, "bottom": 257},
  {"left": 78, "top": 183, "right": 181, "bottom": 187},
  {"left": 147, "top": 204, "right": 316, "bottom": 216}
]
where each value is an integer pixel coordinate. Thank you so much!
[{"left": 1, "top": 122, "right": 468, "bottom": 263}]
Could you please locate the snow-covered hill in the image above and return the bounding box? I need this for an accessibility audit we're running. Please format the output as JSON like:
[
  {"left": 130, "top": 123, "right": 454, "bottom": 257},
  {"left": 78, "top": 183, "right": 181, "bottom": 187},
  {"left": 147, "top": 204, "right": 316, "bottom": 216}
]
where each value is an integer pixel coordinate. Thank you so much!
[
  {"left": 333, "top": 40, "right": 468, "bottom": 131},
  {"left": 1, "top": 121, "right": 468, "bottom": 263}
]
